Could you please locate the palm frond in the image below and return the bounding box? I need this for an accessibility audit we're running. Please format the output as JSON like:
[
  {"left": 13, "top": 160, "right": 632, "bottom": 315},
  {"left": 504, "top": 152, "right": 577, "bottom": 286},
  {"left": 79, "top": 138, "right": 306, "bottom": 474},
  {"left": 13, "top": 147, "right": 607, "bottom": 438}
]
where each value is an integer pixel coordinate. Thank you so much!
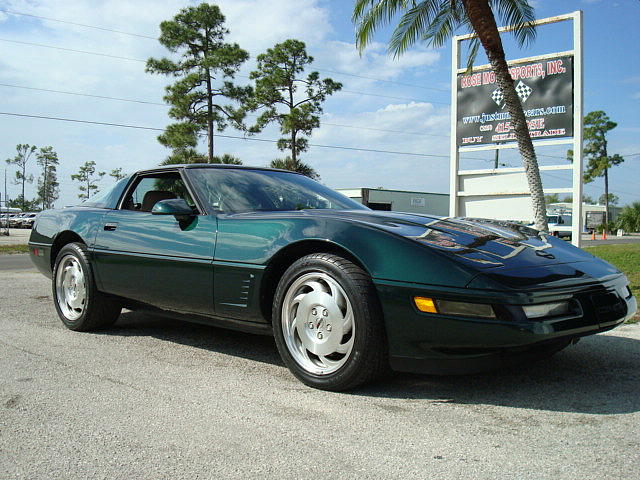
[
  {"left": 464, "top": 37, "right": 481, "bottom": 72},
  {"left": 491, "top": 0, "right": 536, "bottom": 46},
  {"left": 353, "top": 0, "right": 409, "bottom": 51},
  {"left": 421, "top": 2, "right": 465, "bottom": 48},
  {"left": 389, "top": 1, "right": 443, "bottom": 56}
]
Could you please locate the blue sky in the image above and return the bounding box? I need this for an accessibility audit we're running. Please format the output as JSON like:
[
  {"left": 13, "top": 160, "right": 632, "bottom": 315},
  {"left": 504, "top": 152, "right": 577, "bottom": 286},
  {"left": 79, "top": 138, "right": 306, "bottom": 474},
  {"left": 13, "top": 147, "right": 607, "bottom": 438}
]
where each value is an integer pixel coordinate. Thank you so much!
[{"left": 0, "top": 0, "right": 638, "bottom": 209}]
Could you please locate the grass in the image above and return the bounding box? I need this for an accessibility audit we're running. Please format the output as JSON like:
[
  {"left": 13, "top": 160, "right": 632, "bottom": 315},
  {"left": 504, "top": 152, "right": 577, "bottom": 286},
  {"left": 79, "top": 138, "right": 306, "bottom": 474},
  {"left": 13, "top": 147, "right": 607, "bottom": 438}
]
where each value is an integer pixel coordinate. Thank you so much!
[
  {"left": 585, "top": 243, "right": 640, "bottom": 324},
  {"left": 0, "top": 244, "right": 29, "bottom": 254}
]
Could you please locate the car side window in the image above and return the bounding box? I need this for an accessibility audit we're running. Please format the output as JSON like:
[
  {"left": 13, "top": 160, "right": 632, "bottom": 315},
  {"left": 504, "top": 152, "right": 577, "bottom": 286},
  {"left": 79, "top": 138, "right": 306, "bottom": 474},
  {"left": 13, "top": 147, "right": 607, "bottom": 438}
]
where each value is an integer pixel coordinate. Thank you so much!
[{"left": 121, "top": 172, "right": 197, "bottom": 212}]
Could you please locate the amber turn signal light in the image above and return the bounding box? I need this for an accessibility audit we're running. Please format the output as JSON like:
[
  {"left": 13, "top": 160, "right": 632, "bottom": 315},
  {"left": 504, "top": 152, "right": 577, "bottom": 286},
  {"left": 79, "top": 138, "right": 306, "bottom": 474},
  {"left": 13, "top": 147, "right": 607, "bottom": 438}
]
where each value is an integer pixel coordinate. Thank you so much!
[{"left": 414, "top": 296, "right": 437, "bottom": 313}]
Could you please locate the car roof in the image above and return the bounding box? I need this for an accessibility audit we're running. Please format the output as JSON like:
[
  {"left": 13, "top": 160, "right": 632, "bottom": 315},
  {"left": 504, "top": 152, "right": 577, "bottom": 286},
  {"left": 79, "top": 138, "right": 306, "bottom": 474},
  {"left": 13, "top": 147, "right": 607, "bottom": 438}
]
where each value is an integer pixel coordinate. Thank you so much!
[{"left": 136, "top": 163, "right": 301, "bottom": 176}]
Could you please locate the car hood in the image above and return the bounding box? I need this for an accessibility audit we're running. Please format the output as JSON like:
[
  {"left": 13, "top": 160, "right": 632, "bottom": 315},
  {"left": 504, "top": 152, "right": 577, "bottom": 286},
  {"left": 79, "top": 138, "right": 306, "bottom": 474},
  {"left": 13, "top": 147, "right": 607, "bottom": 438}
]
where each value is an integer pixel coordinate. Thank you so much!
[{"left": 301, "top": 209, "right": 601, "bottom": 272}]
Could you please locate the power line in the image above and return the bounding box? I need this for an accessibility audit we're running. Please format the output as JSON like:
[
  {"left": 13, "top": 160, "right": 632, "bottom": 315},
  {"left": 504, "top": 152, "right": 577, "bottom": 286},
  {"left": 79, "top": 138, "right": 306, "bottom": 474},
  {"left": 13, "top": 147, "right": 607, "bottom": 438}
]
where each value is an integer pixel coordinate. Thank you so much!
[
  {"left": 3, "top": 111, "right": 636, "bottom": 198},
  {"left": 0, "top": 38, "right": 449, "bottom": 105},
  {"left": 320, "top": 122, "right": 447, "bottom": 138},
  {"left": 0, "top": 111, "right": 455, "bottom": 159},
  {"left": 0, "top": 83, "right": 166, "bottom": 106},
  {"left": 542, "top": 170, "right": 640, "bottom": 199},
  {"left": 340, "top": 89, "right": 448, "bottom": 105},
  {"left": 2, "top": 82, "right": 633, "bottom": 160},
  {"left": 315, "top": 68, "right": 448, "bottom": 92},
  {"left": 0, "top": 83, "right": 449, "bottom": 137},
  {"left": 0, "top": 9, "right": 446, "bottom": 93},
  {"left": 0, "top": 9, "right": 157, "bottom": 39},
  {"left": 0, "top": 38, "right": 144, "bottom": 62}
]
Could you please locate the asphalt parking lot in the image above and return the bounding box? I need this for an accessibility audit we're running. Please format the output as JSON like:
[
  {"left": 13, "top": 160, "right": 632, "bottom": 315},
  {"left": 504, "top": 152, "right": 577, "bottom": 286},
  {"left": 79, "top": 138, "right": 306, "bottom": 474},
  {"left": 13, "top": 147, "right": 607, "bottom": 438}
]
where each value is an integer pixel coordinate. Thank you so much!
[{"left": 1, "top": 257, "right": 639, "bottom": 480}]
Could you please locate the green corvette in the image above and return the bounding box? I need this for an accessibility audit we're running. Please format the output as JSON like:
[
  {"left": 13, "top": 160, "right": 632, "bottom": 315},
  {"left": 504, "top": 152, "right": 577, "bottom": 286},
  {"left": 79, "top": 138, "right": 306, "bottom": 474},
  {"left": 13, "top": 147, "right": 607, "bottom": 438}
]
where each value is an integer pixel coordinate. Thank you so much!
[{"left": 29, "top": 165, "right": 637, "bottom": 390}]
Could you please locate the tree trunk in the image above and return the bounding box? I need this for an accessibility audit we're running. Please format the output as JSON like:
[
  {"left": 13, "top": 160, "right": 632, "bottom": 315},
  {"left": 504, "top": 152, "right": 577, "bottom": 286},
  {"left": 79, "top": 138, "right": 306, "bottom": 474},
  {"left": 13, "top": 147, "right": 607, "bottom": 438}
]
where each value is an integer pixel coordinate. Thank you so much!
[
  {"left": 289, "top": 82, "right": 297, "bottom": 163},
  {"left": 604, "top": 167, "right": 609, "bottom": 231},
  {"left": 21, "top": 164, "right": 26, "bottom": 206},
  {"left": 42, "top": 163, "right": 48, "bottom": 210},
  {"left": 205, "top": 69, "right": 214, "bottom": 163},
  {"left": 291, "top": 130, "right": 297, "bottom": 163},
  {"left": 462, "top": 0, "right": 548, "bottom": 232},
  {"left": 602, "top": 139, "right": 609, "bottom": 232}
]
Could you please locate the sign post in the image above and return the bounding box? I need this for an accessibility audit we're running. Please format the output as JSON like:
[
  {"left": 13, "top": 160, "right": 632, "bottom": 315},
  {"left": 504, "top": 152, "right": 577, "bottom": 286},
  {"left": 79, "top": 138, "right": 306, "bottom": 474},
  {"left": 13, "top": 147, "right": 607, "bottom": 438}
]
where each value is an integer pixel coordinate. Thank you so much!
[{"left": 450, "top": 11, "right": 584, "bottom": 247}]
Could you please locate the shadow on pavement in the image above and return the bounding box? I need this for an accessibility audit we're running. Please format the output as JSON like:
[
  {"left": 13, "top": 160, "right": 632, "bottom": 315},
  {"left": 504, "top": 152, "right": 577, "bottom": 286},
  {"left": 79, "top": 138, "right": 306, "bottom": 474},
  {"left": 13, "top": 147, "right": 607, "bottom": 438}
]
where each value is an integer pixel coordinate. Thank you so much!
[
  {"left": 108, "top": 311, "right": 282, "bottom": 367},
  {"left": 107, "top": 311, "right": 640, "bottom": 415}
]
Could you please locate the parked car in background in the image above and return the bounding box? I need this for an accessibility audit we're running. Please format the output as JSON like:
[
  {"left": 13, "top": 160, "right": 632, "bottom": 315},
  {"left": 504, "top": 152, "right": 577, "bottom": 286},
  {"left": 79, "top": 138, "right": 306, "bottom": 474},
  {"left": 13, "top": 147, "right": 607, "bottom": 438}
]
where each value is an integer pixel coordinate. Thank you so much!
[
  {"left": 21, "top": 213, "right": 39, "bottom": 229},
  {"left": 8, "top": 213, "right": 26, "bottom": 228},
  {"left": 28, "top": 165, "right": 637, "bottom": 391}
]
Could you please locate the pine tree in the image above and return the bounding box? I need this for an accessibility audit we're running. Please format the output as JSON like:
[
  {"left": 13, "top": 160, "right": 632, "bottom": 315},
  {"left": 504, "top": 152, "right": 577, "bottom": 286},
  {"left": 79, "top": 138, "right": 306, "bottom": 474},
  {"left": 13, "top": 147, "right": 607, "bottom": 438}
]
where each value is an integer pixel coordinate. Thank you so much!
[
  {"left": 36, "top": 146, "right": 60, "bottom": 210},
  {"left": 71, "top": 161, "right": 105, "bottom": 200},
  {"left": 146, "top": 3, "right": 250, "bottom": 162},
  {"left": 5, "top": 144, "right": 36, "bottom": 210},
  {"left": 247, "top": 39, "right": 341, "bottom": 171}
]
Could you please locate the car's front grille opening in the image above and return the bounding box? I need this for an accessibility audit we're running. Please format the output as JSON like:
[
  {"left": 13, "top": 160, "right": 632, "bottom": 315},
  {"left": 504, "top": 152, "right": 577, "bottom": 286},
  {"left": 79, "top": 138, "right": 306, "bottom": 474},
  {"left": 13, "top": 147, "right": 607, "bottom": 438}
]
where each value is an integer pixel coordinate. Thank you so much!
[{"left": 590, "top": 291, "right": 627, "bottom": 323}]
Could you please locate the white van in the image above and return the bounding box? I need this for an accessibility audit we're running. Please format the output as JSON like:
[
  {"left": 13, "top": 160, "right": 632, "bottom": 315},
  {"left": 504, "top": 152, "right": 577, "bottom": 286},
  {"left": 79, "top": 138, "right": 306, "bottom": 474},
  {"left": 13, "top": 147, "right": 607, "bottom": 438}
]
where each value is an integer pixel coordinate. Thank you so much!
[{"left": 547, "top": 214, "right": 572, "bottom": 238}]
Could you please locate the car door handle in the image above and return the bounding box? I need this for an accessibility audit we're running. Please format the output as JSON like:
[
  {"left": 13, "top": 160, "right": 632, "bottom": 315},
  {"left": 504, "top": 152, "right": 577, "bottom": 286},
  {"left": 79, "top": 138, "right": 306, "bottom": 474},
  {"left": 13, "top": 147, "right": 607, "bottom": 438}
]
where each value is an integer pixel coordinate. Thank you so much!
[{"left": 104, "top": 222, "right": 118, "bottom": 231}]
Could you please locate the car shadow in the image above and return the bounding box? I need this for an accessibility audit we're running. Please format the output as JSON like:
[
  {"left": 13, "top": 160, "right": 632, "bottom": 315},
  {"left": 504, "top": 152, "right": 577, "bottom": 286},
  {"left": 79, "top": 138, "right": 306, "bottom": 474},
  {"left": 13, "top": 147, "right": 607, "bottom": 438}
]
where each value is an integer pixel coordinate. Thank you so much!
[
  {"left": 107, "top": 311, "right": 282, "bottom": 367},
  {"left": 107, "top": 311, "right": 640, "bottom": 415},
  {"left": 358, "top": 333, "right": 640, "bottom": 415}
]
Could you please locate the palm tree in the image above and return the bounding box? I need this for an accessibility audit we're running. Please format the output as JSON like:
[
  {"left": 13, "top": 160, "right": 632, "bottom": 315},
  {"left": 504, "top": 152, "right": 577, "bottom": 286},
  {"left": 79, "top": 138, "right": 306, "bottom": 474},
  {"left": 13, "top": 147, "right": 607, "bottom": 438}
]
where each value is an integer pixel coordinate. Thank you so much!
[
  {"left": 270, "top": 157, "right": 320, "bottom": 180},
  {"left": 617, "top": 202, "right": 640, "bottom": 233},
  {"left": 212, "top": 153, "right": 243, "bottom": 165},
  {"left": 353, "top": 0, "right": 548, "bottom": 231}
]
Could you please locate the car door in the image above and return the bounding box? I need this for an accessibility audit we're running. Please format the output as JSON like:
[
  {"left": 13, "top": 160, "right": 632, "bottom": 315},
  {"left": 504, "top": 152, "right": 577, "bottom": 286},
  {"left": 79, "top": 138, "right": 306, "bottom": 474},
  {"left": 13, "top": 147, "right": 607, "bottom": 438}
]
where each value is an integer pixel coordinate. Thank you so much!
[{"left": 92, "top": 170, "right": 217, "bottom": 315}]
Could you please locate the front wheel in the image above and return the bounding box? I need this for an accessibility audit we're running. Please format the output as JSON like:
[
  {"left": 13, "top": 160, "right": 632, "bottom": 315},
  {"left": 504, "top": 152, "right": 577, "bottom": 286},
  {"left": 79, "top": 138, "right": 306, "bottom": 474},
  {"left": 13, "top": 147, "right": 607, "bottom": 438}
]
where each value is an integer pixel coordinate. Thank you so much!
[
  {"left": 52, "top": 242, "right": 121, "bottom": 331},
  {"left": 272, "top": 253, "right": 387, "bottom": 391}
]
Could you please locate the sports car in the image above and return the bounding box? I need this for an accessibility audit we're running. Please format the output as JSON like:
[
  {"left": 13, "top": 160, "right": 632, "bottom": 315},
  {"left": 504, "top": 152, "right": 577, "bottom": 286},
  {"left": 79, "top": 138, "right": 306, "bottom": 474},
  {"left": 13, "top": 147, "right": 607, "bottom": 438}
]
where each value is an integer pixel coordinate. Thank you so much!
[{"left": 29, "top": 165, "right": 637, "bottom": 391}]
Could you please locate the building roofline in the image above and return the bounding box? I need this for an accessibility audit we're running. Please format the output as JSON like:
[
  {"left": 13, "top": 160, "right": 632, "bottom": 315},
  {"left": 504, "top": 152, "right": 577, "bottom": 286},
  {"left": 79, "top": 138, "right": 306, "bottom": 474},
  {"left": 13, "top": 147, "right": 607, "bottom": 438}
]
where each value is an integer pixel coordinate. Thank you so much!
[{"left": 335, "top": 187, "right": 449, "bottom": 196}]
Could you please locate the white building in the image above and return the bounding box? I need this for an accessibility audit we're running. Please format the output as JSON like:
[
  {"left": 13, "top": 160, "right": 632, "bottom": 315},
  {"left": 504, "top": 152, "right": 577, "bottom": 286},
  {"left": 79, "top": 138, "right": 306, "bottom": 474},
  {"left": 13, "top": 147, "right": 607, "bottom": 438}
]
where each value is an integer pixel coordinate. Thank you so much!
[{"left": 336, "top": 188, "right": 449, "bottom": 216}]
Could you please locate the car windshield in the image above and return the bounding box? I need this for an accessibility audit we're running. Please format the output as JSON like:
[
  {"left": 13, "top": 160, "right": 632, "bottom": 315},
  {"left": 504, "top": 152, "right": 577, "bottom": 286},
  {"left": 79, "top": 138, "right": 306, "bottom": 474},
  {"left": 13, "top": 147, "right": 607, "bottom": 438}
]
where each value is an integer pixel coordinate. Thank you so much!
[{"left": 188, "top": 168, "right": 367, "bottom": 213}]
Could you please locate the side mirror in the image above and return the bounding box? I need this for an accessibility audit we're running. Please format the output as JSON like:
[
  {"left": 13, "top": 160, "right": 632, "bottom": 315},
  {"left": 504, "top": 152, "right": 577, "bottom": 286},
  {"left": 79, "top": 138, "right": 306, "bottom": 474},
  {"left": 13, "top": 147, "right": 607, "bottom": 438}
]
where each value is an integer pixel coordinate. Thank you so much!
[{"left": 152, "top": 198, "right": 196, "bottom": 223}]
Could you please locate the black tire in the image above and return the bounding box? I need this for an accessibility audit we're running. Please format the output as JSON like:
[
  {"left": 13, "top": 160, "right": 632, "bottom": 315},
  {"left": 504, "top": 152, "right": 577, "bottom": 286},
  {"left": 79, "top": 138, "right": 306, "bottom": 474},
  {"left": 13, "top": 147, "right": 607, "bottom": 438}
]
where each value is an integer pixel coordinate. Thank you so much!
[
  {"left": 52, "top": 242, "right": 121, "bottom": 331},
  {"left": 272, "top": 253, "right": 387, "bottom": 391}
]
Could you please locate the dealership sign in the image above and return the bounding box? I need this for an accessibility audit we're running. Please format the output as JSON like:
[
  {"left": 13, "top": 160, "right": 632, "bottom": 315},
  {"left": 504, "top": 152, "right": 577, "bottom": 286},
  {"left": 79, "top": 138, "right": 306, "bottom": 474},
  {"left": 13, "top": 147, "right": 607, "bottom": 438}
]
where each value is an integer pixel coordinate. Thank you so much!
[{"left": 456, "top": 55, "right": 574, "bottom": 146}]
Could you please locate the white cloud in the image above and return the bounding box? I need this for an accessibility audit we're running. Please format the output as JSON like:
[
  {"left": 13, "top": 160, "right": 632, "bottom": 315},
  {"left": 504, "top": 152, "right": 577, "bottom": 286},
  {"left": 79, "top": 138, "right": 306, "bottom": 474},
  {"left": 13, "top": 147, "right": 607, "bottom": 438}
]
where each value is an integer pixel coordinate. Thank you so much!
[
  {"left": 307, "top": 101, "right": 451, "bottom": 192},
  {"left": 317, "top": 40, "right": 440, "bottom": 83},
  {"left": 216, "top": 0, "right": 332, "bottom": 53}
]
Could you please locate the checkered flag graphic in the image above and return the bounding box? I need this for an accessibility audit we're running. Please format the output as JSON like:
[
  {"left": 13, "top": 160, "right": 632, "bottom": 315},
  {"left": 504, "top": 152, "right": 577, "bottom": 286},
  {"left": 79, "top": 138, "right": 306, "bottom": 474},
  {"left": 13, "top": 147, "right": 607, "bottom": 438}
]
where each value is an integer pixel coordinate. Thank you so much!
[
  {"left": 491, "top": 88, "right": 504, "bottom": 107},
  {"left": 515, "top": 81, "right": 533, "bottom": 103}
]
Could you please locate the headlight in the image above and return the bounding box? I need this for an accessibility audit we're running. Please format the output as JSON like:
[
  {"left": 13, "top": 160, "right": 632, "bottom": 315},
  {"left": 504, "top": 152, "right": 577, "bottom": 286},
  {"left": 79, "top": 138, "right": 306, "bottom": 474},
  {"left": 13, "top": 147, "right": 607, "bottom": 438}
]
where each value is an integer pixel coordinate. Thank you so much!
[
  {"left": 413, "top": 297, "right": 495, "bottom": 318},
  {"left": 522, "top": 301, "right": 570, "bottom": 319}
]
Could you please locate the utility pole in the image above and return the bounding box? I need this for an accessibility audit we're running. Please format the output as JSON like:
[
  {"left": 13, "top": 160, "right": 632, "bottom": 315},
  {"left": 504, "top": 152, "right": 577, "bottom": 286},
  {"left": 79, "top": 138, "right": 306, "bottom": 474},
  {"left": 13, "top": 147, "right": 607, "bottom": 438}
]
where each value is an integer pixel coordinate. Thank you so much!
[
  {"left": 493, "top": 142, "right": 503, "bottom": 169},
  {"left": 1, "top": 169, "right": 8, "bottom": 235}
]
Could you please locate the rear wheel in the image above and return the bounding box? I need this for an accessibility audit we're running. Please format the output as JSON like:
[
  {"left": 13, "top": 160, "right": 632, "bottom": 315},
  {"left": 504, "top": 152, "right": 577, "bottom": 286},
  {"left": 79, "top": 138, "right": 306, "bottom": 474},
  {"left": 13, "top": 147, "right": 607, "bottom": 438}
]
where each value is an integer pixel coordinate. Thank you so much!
[
  {"left": 52, "top": 242, "right": 121, "bottom": 331},
  {"left": 273, "top": 253, "right": 387, "bottom": 391}
]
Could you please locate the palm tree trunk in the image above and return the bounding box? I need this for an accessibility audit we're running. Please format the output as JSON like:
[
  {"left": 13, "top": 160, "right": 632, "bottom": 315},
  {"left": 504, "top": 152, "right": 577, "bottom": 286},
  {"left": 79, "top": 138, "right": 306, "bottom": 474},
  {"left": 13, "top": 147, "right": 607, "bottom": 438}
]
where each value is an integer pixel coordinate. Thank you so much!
[{"left": 462, "top": 0, "right": 548, "bottom": 232}]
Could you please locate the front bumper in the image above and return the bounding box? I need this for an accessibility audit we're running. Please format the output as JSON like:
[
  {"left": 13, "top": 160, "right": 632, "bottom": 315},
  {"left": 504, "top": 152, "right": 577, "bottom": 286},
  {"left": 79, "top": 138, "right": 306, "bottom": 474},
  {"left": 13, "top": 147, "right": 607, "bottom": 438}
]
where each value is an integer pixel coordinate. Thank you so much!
[{"left": 374, "top": 274, "right": 636, "bottom": 375}]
